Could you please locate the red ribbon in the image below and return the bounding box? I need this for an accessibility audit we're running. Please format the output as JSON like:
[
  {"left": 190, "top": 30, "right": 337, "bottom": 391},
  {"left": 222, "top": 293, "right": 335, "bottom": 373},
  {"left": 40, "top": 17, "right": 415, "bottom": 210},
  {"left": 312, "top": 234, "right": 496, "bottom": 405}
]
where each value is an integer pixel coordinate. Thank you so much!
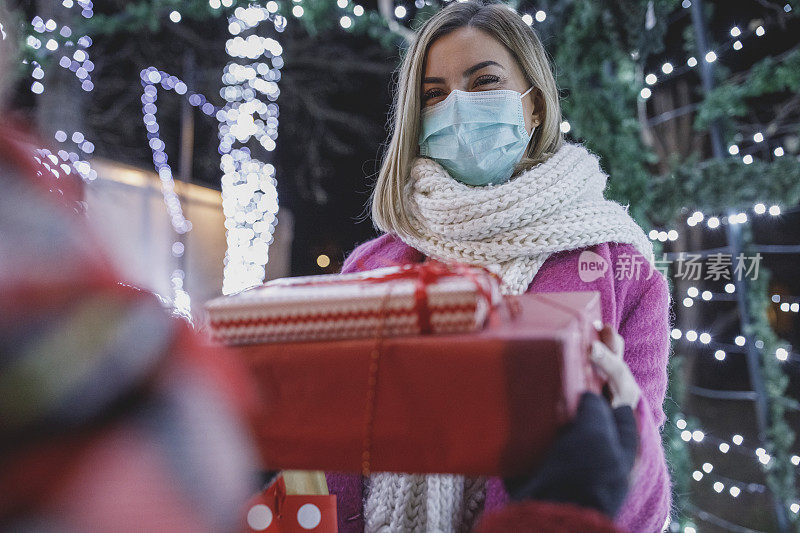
[{"left": 261, "top": 475, "right": 287, "bottom": 519}]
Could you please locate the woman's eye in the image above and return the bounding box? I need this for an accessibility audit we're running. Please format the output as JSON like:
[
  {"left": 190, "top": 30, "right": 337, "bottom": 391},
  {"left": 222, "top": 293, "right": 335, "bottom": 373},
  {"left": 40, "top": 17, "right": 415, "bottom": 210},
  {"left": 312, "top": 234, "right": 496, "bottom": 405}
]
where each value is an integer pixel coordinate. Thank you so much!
[
  {"left": 423, "top": 89, "right": 445, "bottom": 102},
  {"left": 473, "top": 75, "right": 500, "bottom": 88}
]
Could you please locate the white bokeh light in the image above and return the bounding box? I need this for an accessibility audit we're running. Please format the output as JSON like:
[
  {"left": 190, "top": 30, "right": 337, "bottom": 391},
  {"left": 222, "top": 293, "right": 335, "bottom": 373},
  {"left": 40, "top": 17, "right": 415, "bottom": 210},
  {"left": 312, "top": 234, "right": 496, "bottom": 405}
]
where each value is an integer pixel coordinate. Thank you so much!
[{"left": 218, "top": 6, "right": 284, "bottom": 295}]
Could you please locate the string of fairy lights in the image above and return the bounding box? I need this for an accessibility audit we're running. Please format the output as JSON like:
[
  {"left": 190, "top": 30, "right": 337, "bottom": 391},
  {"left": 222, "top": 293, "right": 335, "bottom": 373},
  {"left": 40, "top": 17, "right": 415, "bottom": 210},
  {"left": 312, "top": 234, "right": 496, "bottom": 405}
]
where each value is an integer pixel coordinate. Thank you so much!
[
  {"left": 644, "top": 203, "right": 800, "bottom": 380},
  {"left": 671, "top": 325, "right": 799, "bottom": 364},
  {"left": 646, "top": 201, "right": 800, "bottom": 364},
  {"left": 648, "top": 204, "right": 785, "bottom": 243},
  {"left": 22, "top": 0, "right": 286, "bottom": 310},
  {"left": 139, "top": 66, "right": 222, "bottom": 318},
  {"left": 23, "top": 2, "right": 98, "bottom": 184},
  {"left": 640, "top": 3, "right": 793, "bottom": 93},
  {"left": 672, "top": 415, "right": 800, "bottom": 515},
  {"left": 639, "top": 2, "right": 796, "bottom": 173},
  {"left": 634, "top": 4, "right": 799, "bottom": 529},
  {"left": 215, "top": 4, "right": 284, "bottom": 295},
  {"left": 653, "top": 198, "right": 800, "bottom": 529}
]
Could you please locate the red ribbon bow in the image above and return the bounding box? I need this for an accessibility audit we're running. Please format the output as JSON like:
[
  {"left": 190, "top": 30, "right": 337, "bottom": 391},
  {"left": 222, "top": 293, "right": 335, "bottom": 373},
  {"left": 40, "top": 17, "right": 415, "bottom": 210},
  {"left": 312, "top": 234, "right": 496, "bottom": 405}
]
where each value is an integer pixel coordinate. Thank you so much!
[{"left": 356, "top": 260, "right": 498, "bottom": 334}]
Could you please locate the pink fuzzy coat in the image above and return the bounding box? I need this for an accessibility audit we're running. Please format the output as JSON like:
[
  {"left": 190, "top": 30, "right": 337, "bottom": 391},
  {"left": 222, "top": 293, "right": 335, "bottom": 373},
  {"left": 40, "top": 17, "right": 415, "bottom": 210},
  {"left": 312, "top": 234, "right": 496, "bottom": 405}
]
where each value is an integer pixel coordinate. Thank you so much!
[{"left": 327, "top": 234, "right": 672, "bottom": 533}]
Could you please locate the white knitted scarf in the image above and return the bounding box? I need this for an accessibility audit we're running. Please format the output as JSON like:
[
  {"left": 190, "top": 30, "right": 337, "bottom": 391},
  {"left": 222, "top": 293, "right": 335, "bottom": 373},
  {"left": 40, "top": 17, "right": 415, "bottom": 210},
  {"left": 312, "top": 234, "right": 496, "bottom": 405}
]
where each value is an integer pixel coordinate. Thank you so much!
[{"left": 364, "top": 142, "right": 653, "bottom": 532}]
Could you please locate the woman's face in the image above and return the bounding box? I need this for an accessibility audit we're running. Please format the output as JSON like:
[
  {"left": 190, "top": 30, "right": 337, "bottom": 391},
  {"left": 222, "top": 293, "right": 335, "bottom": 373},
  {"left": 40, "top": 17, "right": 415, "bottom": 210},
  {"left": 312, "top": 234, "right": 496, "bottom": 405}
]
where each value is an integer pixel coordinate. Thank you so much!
[{"left": 422, "top": 27, "right": 542, "bottom": 135}]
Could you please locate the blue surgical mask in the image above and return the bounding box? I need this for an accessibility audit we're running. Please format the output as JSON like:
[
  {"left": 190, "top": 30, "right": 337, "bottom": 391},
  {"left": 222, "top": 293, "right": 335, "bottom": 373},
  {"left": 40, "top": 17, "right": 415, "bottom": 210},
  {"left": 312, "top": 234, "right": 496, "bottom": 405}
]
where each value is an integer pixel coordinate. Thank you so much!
[{"left": 419, "top": 86, "right": 534, "bottom": 186}]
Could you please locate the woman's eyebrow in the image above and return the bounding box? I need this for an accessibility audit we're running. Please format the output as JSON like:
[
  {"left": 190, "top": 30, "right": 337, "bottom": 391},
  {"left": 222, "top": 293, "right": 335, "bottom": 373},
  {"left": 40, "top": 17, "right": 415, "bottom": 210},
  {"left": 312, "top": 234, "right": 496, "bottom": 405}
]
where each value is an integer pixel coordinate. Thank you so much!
[
  {"left": 422, "top": 61, "right": 504, "bottom": 84},
  {"left": 462, "top": 60, "right": 502, "bottom": 78}
]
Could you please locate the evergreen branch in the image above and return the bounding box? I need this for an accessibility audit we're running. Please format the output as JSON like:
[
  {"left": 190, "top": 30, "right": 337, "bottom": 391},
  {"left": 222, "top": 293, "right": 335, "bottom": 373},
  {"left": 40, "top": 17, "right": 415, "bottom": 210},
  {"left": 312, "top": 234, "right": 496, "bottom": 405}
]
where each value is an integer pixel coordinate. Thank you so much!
[
  {"left": 743, "top": 263, "right": 800, "bottom": 528},
  {"left": 648, "top": 156, "right": 800, "bottom": 224},
  {"left": 694, "top": 45, "right": 800, "bottom": 130}
]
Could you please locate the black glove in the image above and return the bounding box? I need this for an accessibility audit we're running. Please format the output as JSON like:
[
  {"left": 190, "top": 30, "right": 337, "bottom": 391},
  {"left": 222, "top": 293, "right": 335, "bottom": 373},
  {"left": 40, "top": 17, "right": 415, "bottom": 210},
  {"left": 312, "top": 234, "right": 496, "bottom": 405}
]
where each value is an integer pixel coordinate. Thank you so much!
[{"left": 503, "top": 392, "right": 638, "bottom": 518}]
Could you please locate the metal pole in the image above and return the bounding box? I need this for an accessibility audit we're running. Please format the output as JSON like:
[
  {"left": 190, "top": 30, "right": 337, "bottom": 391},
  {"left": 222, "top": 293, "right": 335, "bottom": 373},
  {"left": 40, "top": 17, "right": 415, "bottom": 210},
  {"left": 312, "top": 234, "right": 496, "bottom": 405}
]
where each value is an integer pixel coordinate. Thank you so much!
[
  {"left": 690, "top": 0, "right": 790, "bottom": 529},
  {"left": 726, "top": 221, "right": 790, "bottom": 532},
  {"left": 176, "top": 50, "right": 196, "bottom": 277},
  {"left": 179, "top": 51, "right": 196, "bottom": 187},
  {"left": 725, "top": 222, "right": 770, "bottom": 440},
  {"left": 689, "top": 0, "right": 725, "bottom": 159}
]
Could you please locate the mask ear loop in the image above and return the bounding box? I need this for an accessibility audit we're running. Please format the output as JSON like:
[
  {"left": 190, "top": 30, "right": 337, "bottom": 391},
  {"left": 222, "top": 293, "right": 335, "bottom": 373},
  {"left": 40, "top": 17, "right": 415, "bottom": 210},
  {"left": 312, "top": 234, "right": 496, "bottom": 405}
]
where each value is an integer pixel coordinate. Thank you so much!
[
  {"left": 518, "top": 86, "right": 537, "bottom": 154},
  {"left": 520, "top": 86, "right": 540, "bottom": 129}
]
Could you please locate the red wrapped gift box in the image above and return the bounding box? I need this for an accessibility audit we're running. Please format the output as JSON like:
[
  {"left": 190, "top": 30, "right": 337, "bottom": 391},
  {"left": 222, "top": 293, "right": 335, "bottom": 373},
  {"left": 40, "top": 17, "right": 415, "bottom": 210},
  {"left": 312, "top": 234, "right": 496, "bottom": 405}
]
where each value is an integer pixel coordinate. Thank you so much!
[{"left": 236, "top": 291, "right": 603, "bottom": 477}]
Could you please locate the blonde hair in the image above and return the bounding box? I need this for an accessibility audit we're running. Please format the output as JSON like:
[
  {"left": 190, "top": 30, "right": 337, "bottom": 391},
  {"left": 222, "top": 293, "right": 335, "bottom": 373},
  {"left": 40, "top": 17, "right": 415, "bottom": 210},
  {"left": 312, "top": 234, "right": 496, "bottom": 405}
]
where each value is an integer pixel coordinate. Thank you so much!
[{"left": 371, "top": 0, "right": 563, "bottom": 238}]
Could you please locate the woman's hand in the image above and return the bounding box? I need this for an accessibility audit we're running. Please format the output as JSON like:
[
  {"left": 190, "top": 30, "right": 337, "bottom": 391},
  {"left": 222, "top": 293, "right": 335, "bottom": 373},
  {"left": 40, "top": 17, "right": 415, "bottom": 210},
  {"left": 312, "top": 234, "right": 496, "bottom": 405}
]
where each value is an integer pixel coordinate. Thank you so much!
[{"left": 591, "top": 325, "right": 641, "bottom": 409}]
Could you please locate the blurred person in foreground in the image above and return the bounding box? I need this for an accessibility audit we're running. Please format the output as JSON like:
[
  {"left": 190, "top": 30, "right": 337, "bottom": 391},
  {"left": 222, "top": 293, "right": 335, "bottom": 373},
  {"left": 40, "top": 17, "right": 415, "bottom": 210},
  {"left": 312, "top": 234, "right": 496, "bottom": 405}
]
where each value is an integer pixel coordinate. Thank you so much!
[
  {"left": 0, "top": 118, "right": 263, "bottom": 533},
  {"left": 0, "top": 9, "right": 262, "bottom": 531}
]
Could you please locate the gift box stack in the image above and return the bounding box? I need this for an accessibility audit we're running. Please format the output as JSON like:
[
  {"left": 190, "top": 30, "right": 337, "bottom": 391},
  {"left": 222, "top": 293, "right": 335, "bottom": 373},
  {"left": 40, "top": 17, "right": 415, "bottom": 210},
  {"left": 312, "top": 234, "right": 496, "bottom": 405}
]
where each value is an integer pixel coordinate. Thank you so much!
[{"left": 206, "top": 261, "right": 603, "bottom": 532}]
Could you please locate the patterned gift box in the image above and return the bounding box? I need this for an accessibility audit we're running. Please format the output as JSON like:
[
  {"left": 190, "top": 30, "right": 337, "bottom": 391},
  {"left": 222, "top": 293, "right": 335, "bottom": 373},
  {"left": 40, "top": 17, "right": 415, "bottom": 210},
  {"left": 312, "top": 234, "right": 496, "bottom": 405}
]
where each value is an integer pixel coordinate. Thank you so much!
[{"left": 205, "top": 262, "right": 501, "bottom": 346}]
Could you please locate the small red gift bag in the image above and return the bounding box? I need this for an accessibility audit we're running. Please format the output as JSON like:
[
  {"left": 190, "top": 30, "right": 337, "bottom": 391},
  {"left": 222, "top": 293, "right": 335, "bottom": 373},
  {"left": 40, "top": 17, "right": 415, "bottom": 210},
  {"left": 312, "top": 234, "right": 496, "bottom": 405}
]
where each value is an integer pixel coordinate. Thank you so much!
[{"left": 243, "top": 475, "right": 337, "bottom": 533}]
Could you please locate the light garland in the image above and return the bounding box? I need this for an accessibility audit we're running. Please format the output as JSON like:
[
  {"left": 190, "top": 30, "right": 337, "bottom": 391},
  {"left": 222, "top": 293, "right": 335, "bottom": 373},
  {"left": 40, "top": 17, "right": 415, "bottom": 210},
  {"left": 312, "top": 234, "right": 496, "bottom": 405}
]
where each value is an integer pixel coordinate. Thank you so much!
[
  {"left": 639, "top": 7, "right": 797, "bottom": 172},
  {"left": 139, "top": 66, "right": 222, "bottom": 318},
  {"left": 671, "top": 326, "right": 797, "bottom": 363},
  {"left": 27, "top": 2, "right": 95, "bottom": 95},
  {"left": 672, "top": 417, "right": 800, "bottom": 512},
  {"left": 676, "top": 288, "right": 800, "bottom": 317},
  {"left": 138, "top": 68, "right": 204, "bottom": 236},
  {"left": 22, "top": 2, "right": 98, "bottom": 184},
  {"left": 218, "top": 5, "right": 284, "bottom": 295},
  {"left": 648, "top": 201, "right": 787, "bottom": 243},
  {"left": 640, "top": 7, "right": 792, "bottom": 93}
]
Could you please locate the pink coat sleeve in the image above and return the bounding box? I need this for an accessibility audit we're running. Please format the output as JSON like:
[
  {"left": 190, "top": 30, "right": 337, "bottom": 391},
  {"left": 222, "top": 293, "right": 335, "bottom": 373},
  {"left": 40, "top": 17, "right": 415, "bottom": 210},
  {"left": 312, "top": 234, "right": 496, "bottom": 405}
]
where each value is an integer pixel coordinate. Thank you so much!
[
  {"left": 341, "top": 233, "right": 424, "bottom": 274},
  {"left": 615, "top": 270, "right": 672, "bottom": 532}
]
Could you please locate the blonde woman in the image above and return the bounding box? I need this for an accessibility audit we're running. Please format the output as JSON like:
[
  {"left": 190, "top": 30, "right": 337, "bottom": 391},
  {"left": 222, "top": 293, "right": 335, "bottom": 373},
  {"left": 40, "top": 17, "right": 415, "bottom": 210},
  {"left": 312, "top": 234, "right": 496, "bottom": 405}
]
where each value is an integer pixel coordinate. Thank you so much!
[{"left": 327, "top": 1, "right": 671, "bottom": 532}]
